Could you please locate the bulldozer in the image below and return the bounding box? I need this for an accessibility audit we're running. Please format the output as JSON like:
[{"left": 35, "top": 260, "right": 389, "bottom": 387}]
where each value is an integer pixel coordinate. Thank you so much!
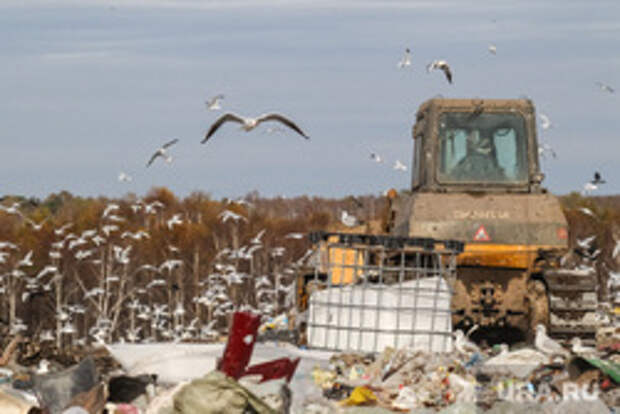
[{"left": 302, "top": 98, "right": 598, "bottom": 346}]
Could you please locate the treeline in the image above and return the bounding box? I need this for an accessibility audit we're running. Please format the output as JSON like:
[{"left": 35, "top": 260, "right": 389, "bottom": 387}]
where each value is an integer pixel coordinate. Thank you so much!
[{"left": 0, "top": 188, "right": 617, "bottom": 347}]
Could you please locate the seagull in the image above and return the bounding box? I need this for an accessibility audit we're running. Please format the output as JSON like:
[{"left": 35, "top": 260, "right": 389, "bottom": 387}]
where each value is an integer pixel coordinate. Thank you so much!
[
  {"left": 202, "top": 113, "right": 309, "bottom": 142},
  {"left": 369, "top": 151, "right": 383, "bottom": 163},
  {"left": 570, "top": 337, "right": 596, "bottom": 356},
  {"left": 613, "top": 240, "right": 620, "bottom": 259},
  {"left": 251, "top": 229, "right": 266, "bottom": 245},
  {"left": 488, "top": 44, "right": 497, "bottom": 55},
  {"left": 535, "top": 324, "right": 568, "bottom": 357},
  {"left": 54, "top": 222, "right": 73, "bottom": 236},
  {"left": 539, "top": 113, "right": 552, "bottom": 130},
  {"left": 578, "top": 207, "right": 596, "bottom": 218},
  {"left": 205, "top": 94, "right": 225, "bottom": 110},
  {"left": 453, "top": 329, "right": 481, "bottom": 355},
  {"left": 596, "top": 81, "right": 615, "bottom": 94},
  {"left": 340, "top": 211, "right": 358, "bottom": 227},
  {"left": 427, "top": 60, "right": 453, "bottom": 84},
  {"left": 397, "top": 48, "right": 412, "bottom": 68},
  {"left": 285, "top": 232, "right": 304, "bottom": 240},
  {"left": 25, "top": 217, "right": 49, "bottom": 231},
  {"left": 0, "top": 202, "right": 22, "bottom": 217},
  {"left": 538, "top": 142, "right": 557, "bottom": 159},
  {"left": 591, "top": 171, "right": 606, "bottom": 185},
  {"left": 17, "top": 250, "right": 33, "bottom": 267},
  {"left": 218, "top": 209, "right": 248, "bottom": 224},
  {"left": 147, "top": 138, "right": 179, "bottom": 167},
  {"left": 0, "top": 241, "right": 18, "bottom": 250},
  {"left": 118, "top": 172, "right": 133, "bottom": 182},
  {"left": 393, "top": 160, "right": 407, "bottom": 171},
  {"left": 166, "top": 214, "right": 183, "bottom": 230},
  {"left": 576, "top": 235, "right": 596, "bottom": 250},
  {"left": 102, "top": 203, "right": 120, "bottom": 218}
]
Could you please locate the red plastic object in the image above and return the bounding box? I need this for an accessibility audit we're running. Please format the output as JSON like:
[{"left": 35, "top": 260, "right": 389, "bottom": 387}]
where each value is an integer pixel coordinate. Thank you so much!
[
  {"left": 244, "top": 357, "right": 301, "bottom": 383},
  {"left": 218, "top": 312, "right": 261, "bottom": 379}
]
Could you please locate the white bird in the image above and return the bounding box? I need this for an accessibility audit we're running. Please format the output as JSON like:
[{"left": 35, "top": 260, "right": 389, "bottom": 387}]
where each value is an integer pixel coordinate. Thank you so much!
[
  {"left": 121, "top": 230, "right": 150, "bottom": 241},
  {"left": 582, "top": 181, "right": 598, "bottom": 195},
  {"left": 0, "top": 241, "right": 18, "bottom": 250},
  {"left": 147, "top": 278, "right": 167, "bottom": 289},
  {"left": 81, "top": 229, "right": 97, "bottom": 239},
  {"left": 251, "top": 229, "right": 266, "bottom": 245},
  {"left": 85, "top": 287, "right": 105, "bottom": 298},
  {"left": 255, "top": 275, "right": 272, "bottom": 289},
  {"left": 68, "top": 237, "right": 87, "bottom": 250},
  {"left": 576, "top": 235, "right": 596, "bottom": 250},
  {"left": 578, "top": 207, "right": 596, "bottom": 218},
  {"left": 130, "top": 203, "right": 142, "bottom": 213},
  {"left": 159, "top": 259, "right": 183, "bottom": 273},
  {"left": 218, "top": 209, "right": 248, "bottom": 224},
  {"left": 118, "top": 171, "right": 133, "bottom": 182},
  {"left": 285, "top": 232, "right": 304, "bottom": 240},
  {"left": 168, "top": 244, "right": 179, "bottom": 253},
  {"left": 25, "top": 217, "right": 48, "bottom": 231},
  {"left": 54, "top": 222, "right": 73, "bottom": 236},
  {"left": 17, "top": 250, "right": 33, "bottom": 267},
  {"left": 340, "top": 210, "right": 358, "bottom": 227},
  {"left": 427, "top": 60, "right": 453, "bottom": 84},
  {"left": 453, "top": 329, "right": 480, "bottom": 355},
  {"left": 75, "top": 249, "right": 94, "bottom": 261},
  {"left": 49, "top": 251, "right": 61, "bottom": 260},
  {"left": 570, "top": 337, "right": 596, "bottom": 356},
  {"left": 167, "top": 214, "right": 183, "bottom": 230},
  {"left": 102, "top": 203, "right": 120, "bottom": 218},
  {"left": 535, "top": 324, "right": 569, "bottom": 356},
  {"left": 0, "top": 202, "right": 22, "bottom": 217},
  {"left": 91, "top": 235, "right": 106, "bottom": 246},
  {"left": 202, "top": 113, "right": 309, "bottom": 142},
  {"left": 539, "top": 113, "right": 552, "bottom": 130},
  {"left": 397, "top": 48, "right": 412, "bottom": 68},
  {"left": 596, "top": 81, "right": 615, "bottom": 94},
  {"left": 106, "top": 214, "right": 125, "bottom": 223},
  {"left": 393, "top": 160, "right": 407, "bottom": 171},
  {"left": 147, "top": 138, "right": 179, "bottom": 167},
  {"left": 271, "top": 246, "right": 286, "bottom": 257},
  {"left": 538, "top": 142, "right": 557, "bottom": 159},
  {"left": 613, "top": 240, "right": 620, "bottom": 259},
  {"left": 205, "top": 94, "right": 225, "bottom": 110},
  {"left": 36, "top": 266, "right": 58, "bottom": 281},
  {"left": 0, "top": 252, "right": 9, "bottom": 264},
  {"left": 488, "top": 44, "right": 497, "bottom": 54},
  {"left": 40, "top": 330, "right": 54, "bottom": 342},
  {"left": 607, "top": 271, "right": 620, "bottom": 290},
  {"left": 102, "top": 224, "right": 119, "bottom": 237},
  {"left": 144, "top": 200, "right": 165, "bottom": 214},
  {"left": 369, "top": 151, "right": 383, "bottom": 163}
]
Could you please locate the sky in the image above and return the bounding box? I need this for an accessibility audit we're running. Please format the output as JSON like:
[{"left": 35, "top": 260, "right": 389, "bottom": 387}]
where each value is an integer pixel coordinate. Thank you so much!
[{"left": 1, "top": 0, "right": 619, "bottom": 200}]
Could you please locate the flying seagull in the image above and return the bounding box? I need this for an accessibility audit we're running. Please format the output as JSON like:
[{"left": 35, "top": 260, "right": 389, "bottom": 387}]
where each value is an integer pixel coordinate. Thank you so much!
[
  {"left": 205, "top": 94, "right": 225, "bottom": 110},
  {"left": 539, "top": 113, "right": 552, "bottom": 130},
  {"left": 202, "top": 113, "right": 309, "bottom": 143},
  {"left": 118, "top": 172, "right": 132, "bottom": 182},
  {"left": 591, "top": 171, "right": 606, "bottom": 185},
  {"left": 393, "top": 160, "right": 407, "bottom": 171},
  {"left": 147, "top": 139, "right": 179, "bottom": 167},
  {"left": 538, "top": 142, "right": 557, "bottom": 159},
  {"left": 397, "top": 48, "right": 412, "bottom": 68},
  {"left": 427, "top": 60, "right": 453, "bottom": 84},
  {"left": 596, "top": 81, "right": 615, "bottom": 94},
  {"left": 488, "top": 44, "right": 497, "bottom": 55}
]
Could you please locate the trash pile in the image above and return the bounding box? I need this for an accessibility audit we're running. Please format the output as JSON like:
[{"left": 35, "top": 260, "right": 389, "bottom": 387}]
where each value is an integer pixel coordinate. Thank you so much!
[{"left": 0, "top": 313, "right": 618, "bottom": 413}]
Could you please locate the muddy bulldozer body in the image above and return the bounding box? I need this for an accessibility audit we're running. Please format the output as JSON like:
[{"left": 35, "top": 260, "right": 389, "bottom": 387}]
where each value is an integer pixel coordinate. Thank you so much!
[{"left": 384, "top": 98, "right": 597, "bottom": 342}]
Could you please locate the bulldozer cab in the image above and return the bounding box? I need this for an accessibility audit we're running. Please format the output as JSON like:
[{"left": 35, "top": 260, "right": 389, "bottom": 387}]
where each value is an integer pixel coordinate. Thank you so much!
[{"left": 411, "top": 99, "right": 544, "bottom": 193}]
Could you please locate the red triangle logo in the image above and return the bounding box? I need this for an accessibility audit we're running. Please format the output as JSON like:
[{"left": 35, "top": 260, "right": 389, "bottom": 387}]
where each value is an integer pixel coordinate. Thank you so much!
[{"left": 473, "top": 225, "right": 491, "bottom": 241}]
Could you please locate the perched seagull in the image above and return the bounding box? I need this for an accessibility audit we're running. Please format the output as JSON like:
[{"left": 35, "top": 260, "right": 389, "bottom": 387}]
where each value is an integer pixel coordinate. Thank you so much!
[
  {"left": 118, "top": 172, "right": 133, "bottom": 182},
  {"left": 488, "top": 44, "right": 497, "bottom": 55},
  {"left": 393, "top": 160, "right": 407, "bottom": 171},
  {"left": 570, "top": 337, "right": 596, "bottom": 356},
  {"left": 397, "top": 48, "right": 412, "bottom": 68},
  {"left": 535, "top": 324, "right": 569, "bottom": 357},
  {"left": 146, "top": 138, "right": 179, "bottom": 167},
  {"left": 453, "top": 329, "right": 481, "bottom": 355},
  {"left": 340, "top": 210, "right": 359, "bottom": 227},
  {"left": 205, "top": 94, "right": 225, "bottom": 110},
  {"left": 596, "top": 81, "right": 615, "bottom": 94},
  {"left": 202, "top": 113, "right": 309, "bottom": 142},
  {"left": 539, "top": 113, "right": 552, "bottom": 130},
  {"left": 427, "top": 60, "right": 453, "bottom": 84}
]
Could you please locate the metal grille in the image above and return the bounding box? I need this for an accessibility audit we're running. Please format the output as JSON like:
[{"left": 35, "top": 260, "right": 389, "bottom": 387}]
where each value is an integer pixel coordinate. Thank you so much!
[{"left": 306, "top": 232, "right": 462, "bottom": 353}]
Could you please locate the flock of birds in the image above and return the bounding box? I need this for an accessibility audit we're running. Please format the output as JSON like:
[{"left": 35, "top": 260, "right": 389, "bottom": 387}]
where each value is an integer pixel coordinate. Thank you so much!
[{"left": 0, "top": 199, "right": 312, "bottom": 345}]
